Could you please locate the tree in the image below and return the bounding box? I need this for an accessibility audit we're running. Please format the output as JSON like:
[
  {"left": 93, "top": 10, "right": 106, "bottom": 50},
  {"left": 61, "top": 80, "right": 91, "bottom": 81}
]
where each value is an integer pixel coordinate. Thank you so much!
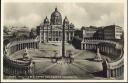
[
  {"left": 4, "top": 26, "right": 9, "bottom": 35},
  {"left": 12, "top": 31, "right": 19, "bottom": 38},
  {"left": 29, "top": 28, "right": 36, "bottom": 38},
  {"left": 81, "top": 26, "right": 86, "bottom": 31},
  {"left": 74, "top": 29, "right": 83, "bottom": 38}
]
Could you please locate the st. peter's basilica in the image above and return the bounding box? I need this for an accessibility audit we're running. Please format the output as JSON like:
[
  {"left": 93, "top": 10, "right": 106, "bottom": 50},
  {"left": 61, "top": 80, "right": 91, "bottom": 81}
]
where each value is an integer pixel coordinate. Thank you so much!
[{"left": 36, "top": 8, "right": 75, "bottom": 43}]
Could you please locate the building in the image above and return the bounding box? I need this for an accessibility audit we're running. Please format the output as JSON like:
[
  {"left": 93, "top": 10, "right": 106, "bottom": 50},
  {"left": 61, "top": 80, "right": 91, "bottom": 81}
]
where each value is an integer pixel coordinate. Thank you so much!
[
  {"left": 93, "top": 27, "right": 104, "bottom": 39},
  {"left": 82, "top": 25, "right": 123, "bottom": 40},
  {"left": 104, "top": 25, "right": 123, "bottom": 40},
  {"left": 82, "top": 26, "right": 99, "bottom": 39},
  {"left": 37, "top": 8, "right": 75, "bottom": 43},
  {"left": 81, "top": 25, "right": 123, "bottom": 52}
]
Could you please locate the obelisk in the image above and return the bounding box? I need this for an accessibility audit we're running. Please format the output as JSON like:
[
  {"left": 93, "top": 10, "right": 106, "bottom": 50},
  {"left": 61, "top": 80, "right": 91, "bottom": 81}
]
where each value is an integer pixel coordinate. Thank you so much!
[{"left": 62, "top": 19, "right": 65, "bottom": 58}]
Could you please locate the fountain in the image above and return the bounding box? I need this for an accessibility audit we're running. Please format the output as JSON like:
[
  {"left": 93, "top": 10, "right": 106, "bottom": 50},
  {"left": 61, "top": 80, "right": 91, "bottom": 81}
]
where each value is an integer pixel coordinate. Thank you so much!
[
  {"left": 22, "top": 47, "right": 31, "bottom": 61},
  {"left": 94, "top": 48, "right": 103, "bottom": 62}
]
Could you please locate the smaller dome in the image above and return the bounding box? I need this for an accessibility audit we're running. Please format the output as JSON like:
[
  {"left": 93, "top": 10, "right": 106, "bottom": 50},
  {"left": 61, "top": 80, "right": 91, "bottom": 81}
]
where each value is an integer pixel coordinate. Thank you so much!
[
  {"left": 44, "top": 16, "right": 49, "bottom": 24},
  {"left": 63, "top": 16, "right": 69, "bottom": 24}
]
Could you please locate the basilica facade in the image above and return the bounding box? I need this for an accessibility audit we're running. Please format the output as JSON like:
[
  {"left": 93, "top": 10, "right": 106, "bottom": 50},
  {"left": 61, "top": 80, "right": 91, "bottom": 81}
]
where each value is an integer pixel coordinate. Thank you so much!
[{"left": 36, "top": 8, "right": 75, "bottom": 43}]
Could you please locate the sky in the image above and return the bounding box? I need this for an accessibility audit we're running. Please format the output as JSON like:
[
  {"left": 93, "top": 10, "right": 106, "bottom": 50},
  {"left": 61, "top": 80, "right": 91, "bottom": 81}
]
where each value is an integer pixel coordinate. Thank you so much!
[{"left": 4, "top": 2, "right": 124, "bottom": 29}]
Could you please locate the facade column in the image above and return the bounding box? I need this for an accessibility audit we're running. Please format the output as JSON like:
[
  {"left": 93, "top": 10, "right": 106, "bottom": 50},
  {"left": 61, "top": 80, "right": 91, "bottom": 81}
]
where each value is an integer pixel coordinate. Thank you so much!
[
  {"left": 51, "top": 29, "right": 52, "bottom": 42},
  {"left": 57, "top": 31, "right": 59, "bottom": 42},
  {"left": 47, "top": 29, "right": 49, "bottom": 42},
  {"left": 52, "top": 31, "right": 54, "bottom": 41},
  {"left": 40, "top": 27, "right": 42, "bottom": 42},
  {"left": 69, "top": 32, "right": 70, "bottom": 41},
  {"left": 40, "top": 31, "right": 42, "bottom": 43},
  {"left": 73, "top": 31, "right": 74, "bottom": 37},
  {"left": 44, "top": 31, "right": 46, "bottom": 42},
  {"left": 51, "top": 31, "right": 53, "bottom": 41},
  {"left": 65, "top": 31, "right": 67, "bottom": 42}
]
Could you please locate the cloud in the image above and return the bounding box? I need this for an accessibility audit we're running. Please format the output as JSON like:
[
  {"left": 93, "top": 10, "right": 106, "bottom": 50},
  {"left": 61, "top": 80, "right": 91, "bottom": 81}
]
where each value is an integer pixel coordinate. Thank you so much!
[
  {"left": 5, "top": 13, "right": 42, "bottom": 29},
  {"left": 4, "top": 3, "right": 124, "bottom": 29},
  {"left": 59, "top": 3, "right": 88, "bottom": 28}
]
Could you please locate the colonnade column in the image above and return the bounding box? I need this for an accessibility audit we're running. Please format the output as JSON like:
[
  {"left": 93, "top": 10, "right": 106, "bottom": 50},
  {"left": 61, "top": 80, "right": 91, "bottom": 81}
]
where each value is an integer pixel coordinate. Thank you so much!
[
  {"left": 73, "top": 31, "right": 74, "bottom": 37},
  {"left": 81, "top": 43, "right": 83, "bottom": 50}
]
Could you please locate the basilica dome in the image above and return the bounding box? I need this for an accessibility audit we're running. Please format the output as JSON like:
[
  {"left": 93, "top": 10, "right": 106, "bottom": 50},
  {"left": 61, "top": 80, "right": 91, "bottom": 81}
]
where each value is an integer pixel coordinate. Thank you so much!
[{"left": 50, "top": 8, "right": 62, "bottom": 25}]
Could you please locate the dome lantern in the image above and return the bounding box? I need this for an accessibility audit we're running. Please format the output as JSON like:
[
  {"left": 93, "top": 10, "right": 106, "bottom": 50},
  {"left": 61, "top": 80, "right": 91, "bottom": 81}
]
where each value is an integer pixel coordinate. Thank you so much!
[{"left": 55, "top": 7, "right": 58, "bottom": 11}]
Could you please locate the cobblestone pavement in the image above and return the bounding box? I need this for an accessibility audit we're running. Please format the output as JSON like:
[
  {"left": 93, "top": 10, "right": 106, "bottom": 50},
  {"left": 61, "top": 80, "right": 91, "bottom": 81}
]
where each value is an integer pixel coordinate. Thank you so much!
[{"left": 10, "top": 43, "right": 103, "bottom": 79}]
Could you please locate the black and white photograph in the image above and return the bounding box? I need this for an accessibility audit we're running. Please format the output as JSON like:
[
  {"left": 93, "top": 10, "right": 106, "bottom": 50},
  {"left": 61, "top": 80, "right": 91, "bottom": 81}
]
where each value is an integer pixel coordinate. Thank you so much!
[{"left": 1, "top": 0, "right": 127, "bottom": 82}]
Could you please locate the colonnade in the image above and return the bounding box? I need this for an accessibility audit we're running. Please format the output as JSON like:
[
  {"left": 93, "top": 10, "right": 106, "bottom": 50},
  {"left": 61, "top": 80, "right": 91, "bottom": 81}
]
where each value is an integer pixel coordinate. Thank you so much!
[
  {"left": 4, "top": 64, "right": 31, "bottom": 77},
  {"left": 81, "top": 39, "right": 121, "bottom": 56},
  {"left": 9, "top": 40, "right": 39, "bottom": 55},
  {"left": 3, "top": 38, "right": 39, "bottom": 78},
  {"left": 4, "top": 55, "right": 32, "bottom": 78},
  {"left": 81, "top": 43, "right": 98, "bottom": 50},
  {"left": 107, "top": 65, "right": 124, "bottom": 78},
  {"left": 81, "top": 39, "right": 123, "bottom": 78}
]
